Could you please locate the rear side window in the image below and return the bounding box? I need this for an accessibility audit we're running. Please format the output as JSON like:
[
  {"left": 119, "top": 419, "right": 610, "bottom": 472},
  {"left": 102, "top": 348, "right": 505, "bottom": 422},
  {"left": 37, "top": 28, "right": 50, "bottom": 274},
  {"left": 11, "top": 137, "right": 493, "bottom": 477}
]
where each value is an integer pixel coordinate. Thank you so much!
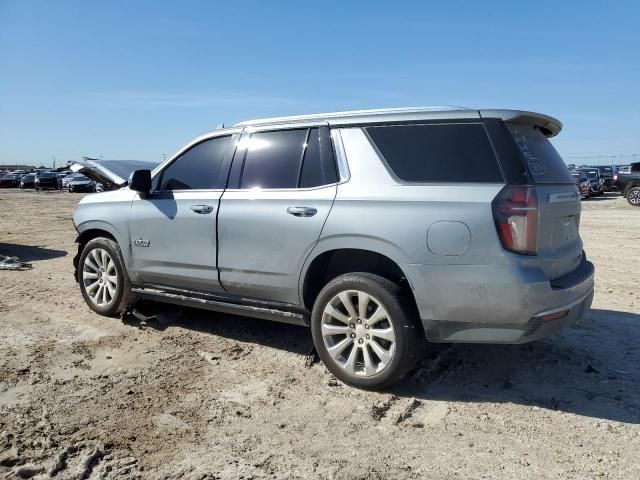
[
  {"left": 299, "top": 128, "right": 338, "bottom": 188},
  {"left": 159, "top": 136, "right": 231, "bottom": 190},
  {"left": 241, "top": 129, "right": 307, "bottom": 189},
  {"left": 506, "top": 123, "right": 573, "bottom": 184},
  {"left": 238, "top": 128, "right": 337, "bottom": 189},
  {"left": 366, "top": 123, "right": 503, "bottom": 183}
]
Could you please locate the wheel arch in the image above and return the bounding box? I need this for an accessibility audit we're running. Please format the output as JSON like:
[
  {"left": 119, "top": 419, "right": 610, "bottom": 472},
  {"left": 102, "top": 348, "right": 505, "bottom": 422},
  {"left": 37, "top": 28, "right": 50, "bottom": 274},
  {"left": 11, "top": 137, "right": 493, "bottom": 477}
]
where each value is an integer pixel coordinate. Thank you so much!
[
  {"left": 73, "top": 222, "right": 129, "bottom": 282},
  {"left": 300, "top": 246, "right": 415, "bottom": 312}
]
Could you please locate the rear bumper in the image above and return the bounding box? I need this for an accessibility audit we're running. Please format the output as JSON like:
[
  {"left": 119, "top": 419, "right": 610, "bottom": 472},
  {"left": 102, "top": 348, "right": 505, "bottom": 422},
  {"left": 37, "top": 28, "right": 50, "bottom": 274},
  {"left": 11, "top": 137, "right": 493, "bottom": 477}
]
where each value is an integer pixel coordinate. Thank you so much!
[{"left": 405, "top": 253, "right": 595, "bottom": 344}]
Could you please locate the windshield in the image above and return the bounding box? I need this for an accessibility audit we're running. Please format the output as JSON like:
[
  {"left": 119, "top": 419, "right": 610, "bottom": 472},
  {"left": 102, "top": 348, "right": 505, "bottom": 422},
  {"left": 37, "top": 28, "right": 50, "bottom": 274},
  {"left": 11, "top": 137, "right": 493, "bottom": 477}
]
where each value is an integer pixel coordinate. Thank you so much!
[
  {"left": 39, "top": 173, "right": 56, "bottom": 178},
  {"left": 506, "top": 123, "right": 574, "bottom": 184}
]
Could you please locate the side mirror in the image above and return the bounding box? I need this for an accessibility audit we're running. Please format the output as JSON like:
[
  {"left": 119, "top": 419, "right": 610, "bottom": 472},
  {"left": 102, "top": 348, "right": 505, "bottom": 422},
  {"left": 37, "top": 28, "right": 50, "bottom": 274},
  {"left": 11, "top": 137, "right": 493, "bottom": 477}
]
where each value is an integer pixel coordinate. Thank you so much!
[{"left": 129, "top": 169, "right": 152, "bottom": 195}]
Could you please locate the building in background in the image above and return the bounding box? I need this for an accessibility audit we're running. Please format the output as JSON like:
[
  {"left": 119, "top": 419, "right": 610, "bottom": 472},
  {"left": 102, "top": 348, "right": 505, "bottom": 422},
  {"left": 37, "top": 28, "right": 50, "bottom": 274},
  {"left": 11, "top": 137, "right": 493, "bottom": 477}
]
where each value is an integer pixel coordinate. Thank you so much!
[{"left": 0, "top": 164, "right": 36, "bottom": 172}]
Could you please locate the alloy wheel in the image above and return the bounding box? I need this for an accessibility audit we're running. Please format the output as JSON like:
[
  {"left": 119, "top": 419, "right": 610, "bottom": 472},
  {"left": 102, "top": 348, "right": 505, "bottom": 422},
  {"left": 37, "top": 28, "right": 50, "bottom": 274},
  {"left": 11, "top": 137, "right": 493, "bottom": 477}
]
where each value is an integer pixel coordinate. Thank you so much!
[
  {"left": 82, "top": 248, "right": 118, "bottom": 307},
  {"left": 629, "top": 189, "right": 640, "bottom": 205},
  {"left": 321, "top": 290, "right": 396, "bottom": 377}
]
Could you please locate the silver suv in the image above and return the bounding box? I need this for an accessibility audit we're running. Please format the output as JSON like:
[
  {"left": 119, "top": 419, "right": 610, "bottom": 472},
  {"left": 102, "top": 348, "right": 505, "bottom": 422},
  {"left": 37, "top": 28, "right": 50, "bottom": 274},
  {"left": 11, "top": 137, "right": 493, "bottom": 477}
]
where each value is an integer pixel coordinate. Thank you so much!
[{"left": 72, "top": 107, "right": 595, "bottom": 390}]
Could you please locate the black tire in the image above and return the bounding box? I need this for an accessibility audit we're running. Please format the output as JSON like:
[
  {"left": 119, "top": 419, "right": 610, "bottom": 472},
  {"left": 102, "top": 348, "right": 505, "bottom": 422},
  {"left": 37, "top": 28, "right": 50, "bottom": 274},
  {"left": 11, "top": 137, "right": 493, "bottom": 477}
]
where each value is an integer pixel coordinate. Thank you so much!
[
  {"left": 311, "top": 273, "right": 423, "bottom": 390},
  {"left": 627, "top": 187, "right": 640, "bottom": 207},
  {"left": 78, "top": 237, "right": 136, "bottom": 317}
]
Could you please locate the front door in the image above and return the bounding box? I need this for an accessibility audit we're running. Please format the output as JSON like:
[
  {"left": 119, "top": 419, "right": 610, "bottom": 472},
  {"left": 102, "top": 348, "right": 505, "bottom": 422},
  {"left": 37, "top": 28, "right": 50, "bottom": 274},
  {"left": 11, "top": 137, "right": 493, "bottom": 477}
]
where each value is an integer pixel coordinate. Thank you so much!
[
  {"left": 218, "top": 126, "right": 338, "bottom": 305},
  {"left": 129, "top": 133, "right": 237, "bottom": 292}
]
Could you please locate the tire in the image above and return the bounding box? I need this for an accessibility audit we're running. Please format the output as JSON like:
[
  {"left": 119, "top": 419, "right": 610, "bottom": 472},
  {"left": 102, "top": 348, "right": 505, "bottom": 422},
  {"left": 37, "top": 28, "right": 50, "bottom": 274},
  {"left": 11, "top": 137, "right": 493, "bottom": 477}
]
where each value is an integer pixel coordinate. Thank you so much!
[
  {"left": 311, "top": 273, "right": 423, "bottom": 390},
  {"left": 627, "top": 187, "right": 640, "bottom": 207},
  {"left": 78, "top": 237, "right": 136, "bottom": 317}
]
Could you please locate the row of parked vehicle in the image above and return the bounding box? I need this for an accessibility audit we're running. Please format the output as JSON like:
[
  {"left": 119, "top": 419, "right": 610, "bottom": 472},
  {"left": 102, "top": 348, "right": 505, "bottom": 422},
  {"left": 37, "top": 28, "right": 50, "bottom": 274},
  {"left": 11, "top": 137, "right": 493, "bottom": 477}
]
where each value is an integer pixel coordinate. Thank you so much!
[
  {"left": 0, "top": 169, "right": 104, "bottom": 192},
  {"left": 568, "top": 163, "right": 640, "bottom": 205}
]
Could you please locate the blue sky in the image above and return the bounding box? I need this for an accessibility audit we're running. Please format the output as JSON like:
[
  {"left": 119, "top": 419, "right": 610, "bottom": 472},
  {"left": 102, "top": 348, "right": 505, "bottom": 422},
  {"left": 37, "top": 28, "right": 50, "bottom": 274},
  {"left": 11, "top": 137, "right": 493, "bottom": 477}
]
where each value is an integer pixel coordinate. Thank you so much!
[{"left": 1, "top": 0, "right": 638, "bottom": 166}]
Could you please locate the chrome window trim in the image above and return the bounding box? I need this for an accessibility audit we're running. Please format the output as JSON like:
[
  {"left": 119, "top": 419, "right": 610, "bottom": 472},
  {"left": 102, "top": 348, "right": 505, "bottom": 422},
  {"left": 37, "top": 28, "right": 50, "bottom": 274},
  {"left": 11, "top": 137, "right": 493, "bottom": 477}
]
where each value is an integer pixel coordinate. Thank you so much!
[{"left": 330, "top": 128, "right": 350, "bottom": 183}]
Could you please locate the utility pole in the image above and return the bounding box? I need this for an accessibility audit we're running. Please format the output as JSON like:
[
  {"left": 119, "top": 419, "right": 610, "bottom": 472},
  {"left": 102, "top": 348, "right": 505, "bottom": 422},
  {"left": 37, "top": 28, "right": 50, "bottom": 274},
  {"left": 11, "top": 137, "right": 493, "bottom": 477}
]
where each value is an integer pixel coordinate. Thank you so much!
[
  {"left": 162, "top": 153, "right": 166, "bottom": 161},
  {"left": 52, "top": 156, "right": 56, "bottom": 169}
]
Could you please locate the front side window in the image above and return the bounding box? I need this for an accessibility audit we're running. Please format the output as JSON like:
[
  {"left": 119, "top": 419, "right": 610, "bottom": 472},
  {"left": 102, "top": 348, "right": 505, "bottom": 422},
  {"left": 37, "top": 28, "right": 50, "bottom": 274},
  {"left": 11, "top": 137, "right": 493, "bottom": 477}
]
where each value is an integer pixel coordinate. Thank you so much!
[
  {"left": 366, "top": 123, "right": 503, "bottom": 183},
  {"left": 159, "top": 136, "right": 231, "bottom": 190}
]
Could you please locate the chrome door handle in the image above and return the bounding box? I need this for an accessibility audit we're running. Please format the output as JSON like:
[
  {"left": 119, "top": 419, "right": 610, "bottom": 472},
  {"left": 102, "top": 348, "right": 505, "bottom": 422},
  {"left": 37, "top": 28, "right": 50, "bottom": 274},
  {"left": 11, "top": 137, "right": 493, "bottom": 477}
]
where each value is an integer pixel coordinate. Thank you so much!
[
  {"left": 190, "top": 204, "right": 214, "bottom": 214},
  {"left": 287, "top": 206, "right": 317, "bottom": 217}
]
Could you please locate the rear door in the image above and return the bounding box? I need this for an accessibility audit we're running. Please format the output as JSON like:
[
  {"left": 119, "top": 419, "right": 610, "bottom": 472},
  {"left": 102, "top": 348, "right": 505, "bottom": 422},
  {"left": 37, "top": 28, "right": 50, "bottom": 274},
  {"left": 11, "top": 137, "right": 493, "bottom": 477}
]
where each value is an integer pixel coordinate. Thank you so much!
[
  {"left": 503, "top": 122, "right": 583, "bottom": 279},
  {"left": 218, "top": 125, "right": 338, "bottom": 305},
  {"left": 129, "top": 132, "right": 238, "bottom": 292}
]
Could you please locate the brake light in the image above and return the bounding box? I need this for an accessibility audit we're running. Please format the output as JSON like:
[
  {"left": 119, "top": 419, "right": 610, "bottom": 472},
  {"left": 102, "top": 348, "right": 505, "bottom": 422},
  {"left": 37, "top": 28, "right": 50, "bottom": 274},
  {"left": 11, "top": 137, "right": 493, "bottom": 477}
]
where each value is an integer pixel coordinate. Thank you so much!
[{"left": 492, "top": 186, "right": 538, "bottom": 255}]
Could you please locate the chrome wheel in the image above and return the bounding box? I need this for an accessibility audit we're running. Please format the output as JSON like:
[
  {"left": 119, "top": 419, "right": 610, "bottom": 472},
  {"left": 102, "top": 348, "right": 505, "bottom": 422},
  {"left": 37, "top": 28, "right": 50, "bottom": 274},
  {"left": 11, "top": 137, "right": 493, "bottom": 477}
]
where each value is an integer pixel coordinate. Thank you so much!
[
  {"left": 629, "top": 189, "right": 640, "bottom": 205},
  {"left": 82, "top": 248, "right": 118, "bottom": 307},
  {"left": 321, "top": 290, "right": 396, "bottom": 377}
]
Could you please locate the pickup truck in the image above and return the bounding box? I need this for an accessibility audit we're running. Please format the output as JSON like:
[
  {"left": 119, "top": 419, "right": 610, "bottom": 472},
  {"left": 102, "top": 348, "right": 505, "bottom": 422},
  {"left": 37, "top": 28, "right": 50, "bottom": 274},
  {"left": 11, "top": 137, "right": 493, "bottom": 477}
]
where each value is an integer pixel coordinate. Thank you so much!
[{"left": 616, "top": 162, "right": 640, "bottom": 206}]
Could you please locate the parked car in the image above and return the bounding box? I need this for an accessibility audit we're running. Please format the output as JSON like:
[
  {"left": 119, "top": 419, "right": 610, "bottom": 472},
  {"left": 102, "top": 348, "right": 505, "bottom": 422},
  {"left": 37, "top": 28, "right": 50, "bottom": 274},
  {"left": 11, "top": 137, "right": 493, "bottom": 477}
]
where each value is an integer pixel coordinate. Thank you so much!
[
  {"left": 0, "top": 173, "right": 21, "bottom": 188},
  {"left": 34, "top": 172, "right": 61, "bottom": 190},
  {"left": 586, "top": 166, "right": 615, "bottom": 191},
  {"left": 616, "top": 162, "right": 640, "bottom": 206},
  {"left": 577, "top": 169, "right": 604, "bottom": 196},
  {"left": 571, "top": 171, "right": 590, "bottom": 198},
  {"left": 61, "top": 172, "right": 79, "bottom": 189},
  {"left": 68, "top": 174, "right": 98, "bottom": 192},
  {"left": 72, "top": 107, "right": 594, "bottom": 390},
  {"left": 19, "top": 173, "right": 36, "bottom": 189},
  {"left": 56, "top": 171, "right": 72, "bottom": 189}
]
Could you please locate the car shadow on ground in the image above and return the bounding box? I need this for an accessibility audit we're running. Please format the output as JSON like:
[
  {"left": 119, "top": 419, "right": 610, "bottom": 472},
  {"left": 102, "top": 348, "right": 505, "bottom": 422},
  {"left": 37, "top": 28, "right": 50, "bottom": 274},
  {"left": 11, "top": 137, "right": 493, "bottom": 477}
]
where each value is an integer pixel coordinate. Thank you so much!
[
  {"left": 0, "top": 243, "right": 68, "bottom": 261},
  {"left": 584, "top": 192, "right": 620, "bottom": 201},
  {"left": 123, "top": 304, "right": 639, "bottom": 424}
]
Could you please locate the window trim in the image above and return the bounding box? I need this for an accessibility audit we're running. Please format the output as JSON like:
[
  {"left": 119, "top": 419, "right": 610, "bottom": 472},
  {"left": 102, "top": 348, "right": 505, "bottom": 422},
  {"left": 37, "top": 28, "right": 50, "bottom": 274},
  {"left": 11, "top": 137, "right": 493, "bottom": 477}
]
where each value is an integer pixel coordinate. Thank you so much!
[
  {"left": 362, "top": 122, "right": 506, "bottom": 186},
  {"left": 152, "top": 133, "right": 237, "bottom": 193}
]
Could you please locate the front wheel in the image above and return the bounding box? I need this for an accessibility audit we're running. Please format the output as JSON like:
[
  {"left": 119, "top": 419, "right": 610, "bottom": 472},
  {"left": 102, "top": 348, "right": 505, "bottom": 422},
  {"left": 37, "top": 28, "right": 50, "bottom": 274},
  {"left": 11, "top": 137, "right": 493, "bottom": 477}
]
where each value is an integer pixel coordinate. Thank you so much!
[
  {"left": 627, "top": 187, "right": 640, "bottom": 206},
  {"left": 78, "top": 237, "right": 135, "bottom": 317},
  {"left": 311, "top": 273, "right": 423, "bottom": 390}
]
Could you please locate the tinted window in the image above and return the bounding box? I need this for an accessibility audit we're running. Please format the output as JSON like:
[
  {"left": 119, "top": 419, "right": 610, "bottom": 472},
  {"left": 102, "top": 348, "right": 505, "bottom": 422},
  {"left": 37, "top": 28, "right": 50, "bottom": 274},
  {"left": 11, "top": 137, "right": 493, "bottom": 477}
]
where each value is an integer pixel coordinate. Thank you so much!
[
  {"left": 366, "top": 123, "right": 503, "bottom": 183},
  {"left": 507, "top": 123, "right": 573, "bottom": 184},
  {"left": 159, "top": 136, "right": 230, "bottom": 190},
  {"left": 240, "top": 129, "right": 306, "bottom": 189}
]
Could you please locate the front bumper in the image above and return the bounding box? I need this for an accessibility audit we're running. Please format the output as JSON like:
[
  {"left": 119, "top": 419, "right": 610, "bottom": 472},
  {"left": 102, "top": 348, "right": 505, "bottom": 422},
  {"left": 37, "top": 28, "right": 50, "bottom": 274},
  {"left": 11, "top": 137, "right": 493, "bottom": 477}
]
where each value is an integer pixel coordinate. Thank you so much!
[{"left": 405, "top": 253, "right": 595, "bottom": 344}]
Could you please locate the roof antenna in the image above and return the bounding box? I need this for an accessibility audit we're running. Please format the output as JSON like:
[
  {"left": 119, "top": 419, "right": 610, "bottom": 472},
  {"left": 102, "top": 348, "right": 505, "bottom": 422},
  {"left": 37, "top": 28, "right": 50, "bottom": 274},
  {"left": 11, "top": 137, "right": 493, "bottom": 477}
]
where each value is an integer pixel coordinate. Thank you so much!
[{"left": 215, "top": 123, "right": 225, "bottom": 129}]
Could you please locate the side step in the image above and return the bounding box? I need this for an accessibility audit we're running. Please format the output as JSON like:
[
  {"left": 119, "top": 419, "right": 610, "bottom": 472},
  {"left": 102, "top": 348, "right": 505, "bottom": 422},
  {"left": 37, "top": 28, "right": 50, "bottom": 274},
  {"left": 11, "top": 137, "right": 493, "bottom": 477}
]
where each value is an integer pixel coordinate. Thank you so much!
[{"left": 131, "top": 287, "right": 310, "bottom": 327}]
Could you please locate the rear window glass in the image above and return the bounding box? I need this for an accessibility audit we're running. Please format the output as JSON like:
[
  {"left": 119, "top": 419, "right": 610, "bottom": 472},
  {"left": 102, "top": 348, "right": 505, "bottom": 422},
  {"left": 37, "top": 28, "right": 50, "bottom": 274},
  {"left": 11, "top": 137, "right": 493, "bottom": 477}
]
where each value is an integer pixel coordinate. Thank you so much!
[
  {"left": 507, "top": 123, "right": 573, "bottom": 184},
  {"left": 365, "top": 123, "right": 503, "bottom": 183}
]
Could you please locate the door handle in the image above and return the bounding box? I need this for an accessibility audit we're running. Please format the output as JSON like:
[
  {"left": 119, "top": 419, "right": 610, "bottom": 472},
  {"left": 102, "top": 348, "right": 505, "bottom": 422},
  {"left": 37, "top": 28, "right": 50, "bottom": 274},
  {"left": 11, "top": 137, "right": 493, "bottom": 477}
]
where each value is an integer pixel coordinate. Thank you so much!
[
  {"left": 287, "top": 206, "right": 317, "bottom": 217},
  {"left": 190, "top": 204, "right": 214, "bottom": 214}
]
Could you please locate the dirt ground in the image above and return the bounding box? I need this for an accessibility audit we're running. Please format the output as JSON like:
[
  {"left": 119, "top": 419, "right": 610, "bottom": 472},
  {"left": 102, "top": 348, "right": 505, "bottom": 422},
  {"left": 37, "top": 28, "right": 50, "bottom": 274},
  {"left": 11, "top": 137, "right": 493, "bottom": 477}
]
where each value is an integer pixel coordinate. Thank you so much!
[{"left": 0, "top": 189, "right": 638, "bottom": 480}]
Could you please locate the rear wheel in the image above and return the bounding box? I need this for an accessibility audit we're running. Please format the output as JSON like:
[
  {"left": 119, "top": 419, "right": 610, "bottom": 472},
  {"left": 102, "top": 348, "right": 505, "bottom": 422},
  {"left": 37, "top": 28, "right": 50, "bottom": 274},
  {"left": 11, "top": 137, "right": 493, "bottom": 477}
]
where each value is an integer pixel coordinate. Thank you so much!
[
  {"left": 311, "top": 273, "right": 423, "bottom": 390},
  {"left": 627, "top": 187, "right": 640, "bottom": 206},
  {"left": 78, "top": 237, "right": 135, "bottom": 317}
]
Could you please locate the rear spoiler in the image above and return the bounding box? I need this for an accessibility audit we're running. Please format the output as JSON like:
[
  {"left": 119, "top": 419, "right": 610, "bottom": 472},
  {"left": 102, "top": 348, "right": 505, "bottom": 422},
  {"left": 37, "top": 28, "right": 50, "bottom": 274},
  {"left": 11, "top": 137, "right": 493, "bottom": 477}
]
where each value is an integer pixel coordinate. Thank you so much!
[{"left": 479, "top": 110, "right": 562, "bottom": 138}]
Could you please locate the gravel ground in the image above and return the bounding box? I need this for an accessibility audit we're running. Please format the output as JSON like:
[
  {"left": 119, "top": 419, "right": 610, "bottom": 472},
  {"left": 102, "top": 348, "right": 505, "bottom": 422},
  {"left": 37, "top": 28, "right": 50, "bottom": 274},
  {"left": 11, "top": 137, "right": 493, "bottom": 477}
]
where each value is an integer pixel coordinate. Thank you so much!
[{"left": 0, "top": 189, "right": 638, "bottom": 480}]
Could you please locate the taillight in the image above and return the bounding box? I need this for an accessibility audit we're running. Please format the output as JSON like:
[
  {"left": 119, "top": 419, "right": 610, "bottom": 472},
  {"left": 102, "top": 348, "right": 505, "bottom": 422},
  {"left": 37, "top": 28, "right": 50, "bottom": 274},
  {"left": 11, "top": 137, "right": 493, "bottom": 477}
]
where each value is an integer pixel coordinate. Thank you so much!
[{"left": 492, "top": 186, "right": 538, "bottom": 255}]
